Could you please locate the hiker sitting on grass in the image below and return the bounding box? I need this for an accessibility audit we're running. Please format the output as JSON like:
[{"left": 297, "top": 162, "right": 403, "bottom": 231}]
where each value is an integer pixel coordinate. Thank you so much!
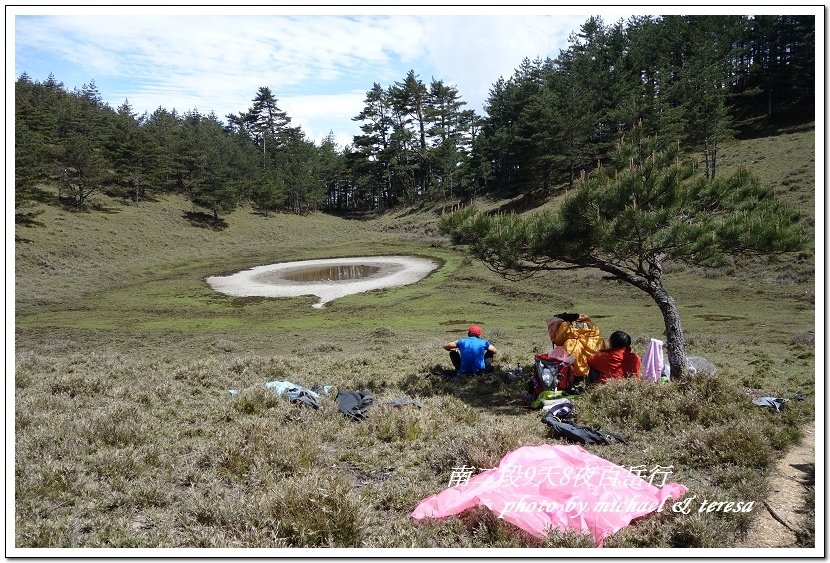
[
  {"left": 443, "top": 325, "right": 498, "bottom": 376},
  {"left": 587, "top": 330, "right": 641, "bottom": 385}
]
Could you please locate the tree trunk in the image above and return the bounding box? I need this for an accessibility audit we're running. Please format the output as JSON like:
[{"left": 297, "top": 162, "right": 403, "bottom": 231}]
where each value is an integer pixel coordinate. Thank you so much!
[
  {"left": 595, "top": 261, "right": 689, "bottom": 380},
  {"left": 711, "top": 145, "right": 717, "bottom": 179},
  {"left": 648, "top": 283, "right": 688, "bottom": 380},
  {"left": 76, "top": 185, "right": 85, "bottom": 208},
  {"left": 703, "top": 141, "right": 711, "bottom": 180},
  {"left": 568, "top": 159, "right": 574, "bottom": 189}
]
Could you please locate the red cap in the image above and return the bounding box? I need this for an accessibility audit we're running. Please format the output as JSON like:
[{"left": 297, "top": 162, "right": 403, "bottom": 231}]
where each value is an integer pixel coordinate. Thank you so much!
[{"left": 467, "top": 325, "right": 483, "bottom": 337}]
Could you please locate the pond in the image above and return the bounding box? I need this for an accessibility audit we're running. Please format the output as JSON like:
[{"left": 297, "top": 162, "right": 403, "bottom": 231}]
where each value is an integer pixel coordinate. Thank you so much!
[
  {"left": 280, "top": 264, "right": 382, "bottom": 282},
  {"left": 255, "top": 264, "right": 386, "bottom": 284},
  {"left": 206, "top": 256, "right": 438, "bottom": 308}
]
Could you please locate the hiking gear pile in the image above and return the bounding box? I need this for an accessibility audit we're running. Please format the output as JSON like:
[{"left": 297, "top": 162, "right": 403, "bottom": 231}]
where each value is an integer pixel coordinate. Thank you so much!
[
  {"left": 264, "top": 380, "right": 324, "bottom": 409},
  {"left": 229, "top": 381, "right": 420, "bottom": 421},
  {"left": 542, "top": 408, "right": 628, "bottom": 445},
  {"left": 752, "top": 396, "right": 788, "bottom": 412},
  {"left": 526, "top": 353, "right": 582, "bottom": 408},
  {"left": 539, "top": 397, "right": 574, "bottom": 419},
  {"left": 531, "top": 353, "right": 576, "bottom": 395},
  {"left": 336, "top": 390, "right": 375, "bottom": 420},
  {"left": 546, "top": 313, "right": 605, "bottom": 377}
]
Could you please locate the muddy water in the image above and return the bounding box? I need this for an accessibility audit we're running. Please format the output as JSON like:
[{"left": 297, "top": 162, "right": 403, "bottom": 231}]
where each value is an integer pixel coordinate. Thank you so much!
[{"left": 278, "top": 264, "right": 383, "bottom": 282}]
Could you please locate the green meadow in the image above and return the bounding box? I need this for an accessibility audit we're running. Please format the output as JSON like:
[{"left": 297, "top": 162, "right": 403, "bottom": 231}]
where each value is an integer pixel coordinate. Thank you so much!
[{"left": 14, "top": 126, "right": 815, "bottom": 548}]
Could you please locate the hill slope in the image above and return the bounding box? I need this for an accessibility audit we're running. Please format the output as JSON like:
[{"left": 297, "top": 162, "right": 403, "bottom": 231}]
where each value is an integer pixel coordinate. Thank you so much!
[{"left": 13, "top": 127, "right": 816, "bottom": 549}]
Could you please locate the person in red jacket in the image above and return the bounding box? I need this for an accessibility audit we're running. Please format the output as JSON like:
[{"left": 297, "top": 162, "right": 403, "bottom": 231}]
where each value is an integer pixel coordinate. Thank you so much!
[{"left": 587, "top": 331, "right": 641, "bottom": 384}]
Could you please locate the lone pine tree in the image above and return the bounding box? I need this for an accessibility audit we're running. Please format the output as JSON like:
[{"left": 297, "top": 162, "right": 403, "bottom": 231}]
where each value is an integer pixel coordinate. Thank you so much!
[{"left": 440, "top": 123, "right": 805, "bottom": 379}]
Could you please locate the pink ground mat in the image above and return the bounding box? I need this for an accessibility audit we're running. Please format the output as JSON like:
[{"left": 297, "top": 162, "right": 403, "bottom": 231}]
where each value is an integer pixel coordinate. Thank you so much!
[{"left": 412, "top": 444, "right": 687, "bottom": 546}]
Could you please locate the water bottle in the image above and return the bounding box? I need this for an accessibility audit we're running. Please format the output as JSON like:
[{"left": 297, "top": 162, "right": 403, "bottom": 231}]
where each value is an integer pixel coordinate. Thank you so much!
[{"left": 541, "top": 366, "right": 554, "bottom": 387}]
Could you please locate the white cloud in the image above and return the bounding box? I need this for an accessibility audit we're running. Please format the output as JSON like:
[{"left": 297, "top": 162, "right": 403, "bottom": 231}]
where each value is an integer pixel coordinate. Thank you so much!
[
  {"left": 280, "top": 91, "right": 368, "bottom": 148},
  {"left": 417, "top": 13, "right": 636, "bottom": 110},
  {"left": 14, "top": 13, "right": 436, "bottom": 146},
  {"left": 16, "top": 15, "right": 423, "bottom": 91},
  {"left": 13, "top": 10, "right": 639, "bottom": 148}
]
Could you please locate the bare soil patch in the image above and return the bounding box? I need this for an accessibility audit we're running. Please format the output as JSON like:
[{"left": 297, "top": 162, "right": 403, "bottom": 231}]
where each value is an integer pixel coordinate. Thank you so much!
[{"left": 740, "top": 422, "right": 815, "bottom": 547}]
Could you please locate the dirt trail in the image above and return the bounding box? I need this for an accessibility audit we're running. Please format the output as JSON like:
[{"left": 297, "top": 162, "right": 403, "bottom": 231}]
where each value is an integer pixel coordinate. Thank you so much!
[{"left": 740, "top": 422, "right": 815, "bottom": 547}]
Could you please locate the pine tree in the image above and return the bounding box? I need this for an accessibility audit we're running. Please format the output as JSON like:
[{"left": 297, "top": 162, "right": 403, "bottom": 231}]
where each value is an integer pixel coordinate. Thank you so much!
[
  {"left": 352, "top": 83, "right": 394, "bottom": 209},
  {"left": 187, "top": 112, "right": 238, "bottom": 225},
  {"left": 249, "top": 86, "right": 298, "bottom": 155},
  {"left": 56, "top": 92, "right": 108, "bottom": 208},
  {"left": 281, "top": 133, "right": 323, "bottom": 215},
  {"left": 390, "top": 70, "right": 430, "bottom": 197},
  {"left": 143, "top": 107, "right": 182, "bottom": 192},
  {"left": 440, "top": 123, "right": 804, "bottom": 379},
  {"left": 106, "top": 99, "right": 158, "bottom": 203},
  {"left": 319, "top": 132, "right": 347, "bottom": 209},
  {"left": 425, "top": 78, "right": 469, "bottom": 199},
  {"left": 15, "top": 75, "right": 52, "bottom": 222},
  {"left": 669, "top": 16, "right": 740, "bottom": 179}
]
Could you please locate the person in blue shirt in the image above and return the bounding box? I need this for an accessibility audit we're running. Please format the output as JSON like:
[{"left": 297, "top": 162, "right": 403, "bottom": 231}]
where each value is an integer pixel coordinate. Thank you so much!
[{"left": 443, "top": 325, "right": 498, "bottom": 376}]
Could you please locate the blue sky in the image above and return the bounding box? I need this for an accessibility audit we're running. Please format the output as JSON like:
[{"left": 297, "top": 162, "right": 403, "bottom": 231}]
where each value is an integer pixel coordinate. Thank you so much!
[
  {"left": 8, "top": 5, "right": 824, "bottom": 370},
  {"left": 13, "top": 7, "right": 645, "bottom": 148}
]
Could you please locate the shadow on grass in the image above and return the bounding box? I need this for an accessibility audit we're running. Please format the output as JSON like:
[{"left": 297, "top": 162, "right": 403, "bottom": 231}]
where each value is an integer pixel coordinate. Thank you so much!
[
  {"left": 101, "top": 186, "right": 162, "bottom": 205},
  {"left": 487, "top": 193, "right": 541, "bottom": 215},
  {"left": 15, "top": 211, "right": 44, "bottom": 228},
  {"left": 58, "top": 196, "right": 121, "bottom": 214},
  {"left": 183, "top": 211, "right": 228, "bottom": 230},
  {"left": 249, "top": 205, "right": 287, "bottom": 218},
  {"left": 737, "top": 116, "right": 814, "bottom": 140},
  {"left": 399, "top": 367, "right": 529, "bottom": 416},
  {"left": 323, "top": 208, "right": 380, "bottom": 221},
  {"left": 794, "top": 461, "right": 815, "bottom": 547}
]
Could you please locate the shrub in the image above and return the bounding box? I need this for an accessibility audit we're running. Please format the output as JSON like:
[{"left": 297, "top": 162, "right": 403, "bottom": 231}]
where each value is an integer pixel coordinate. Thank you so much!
[
  {"left": 50, "top": 372, "right": 110, "bottom": 398},
  {"left": 434, "top": 419, "right": 525, "bottom": 473},
  {"left": 203, "top": 417, "right": 323, "bottom": 481},
  {"left": 583, "top": 373, "right": 753, "bottom": 431},
  {"left": 795, "top": 462, "right": 815, "bottom": 547},
  {"left": 86, "top": 403, "right": 146, "bottom": 448},
  {"left": 230, "top": 386, "right": 286, "bottom": 415},
  {"left": 369, "top": 326, "right": 396, "bottom": 338},
  {"left": 681, "top": 420, "right": 773, "bottom": 470},
  {"left": 367, "top": 405, "right": 435, "bottom": 443},
  {"left": 256, "top": 472, "right": 369, "bottom": 547}
]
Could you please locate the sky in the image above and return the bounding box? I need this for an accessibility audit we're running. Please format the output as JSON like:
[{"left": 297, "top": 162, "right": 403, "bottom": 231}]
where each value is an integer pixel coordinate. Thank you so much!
[
  {"left": 10, "top": 5, "right": 809, "bottom": 150},
  {"left": 11, "top": 6, "right": 644, "bottom": 149}
]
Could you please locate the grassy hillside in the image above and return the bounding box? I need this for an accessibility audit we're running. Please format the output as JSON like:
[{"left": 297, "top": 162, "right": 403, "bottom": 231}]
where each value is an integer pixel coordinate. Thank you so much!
[{"left": 14, "top": 127, "right": 816, "bottom": 549}]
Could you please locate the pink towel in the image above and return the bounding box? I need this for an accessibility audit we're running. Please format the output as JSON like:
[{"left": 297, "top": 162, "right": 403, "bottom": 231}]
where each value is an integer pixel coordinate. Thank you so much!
[
  {"left": 412, "top": 444, "right": 686, "bottom": 546},
  {"left": 642, "top": 338, "right": 664, "bottom": 382}
]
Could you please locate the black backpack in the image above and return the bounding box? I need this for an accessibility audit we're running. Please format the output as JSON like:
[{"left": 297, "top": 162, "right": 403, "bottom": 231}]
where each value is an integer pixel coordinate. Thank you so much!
[{"left": 542, "top": 409, "right": 628, "bottom": 445}]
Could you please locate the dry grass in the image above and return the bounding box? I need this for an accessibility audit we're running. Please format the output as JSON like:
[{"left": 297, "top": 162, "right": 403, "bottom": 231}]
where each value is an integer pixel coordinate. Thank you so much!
[{"left": 14, "top": 128, "right": 816, "bottom": 549}]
